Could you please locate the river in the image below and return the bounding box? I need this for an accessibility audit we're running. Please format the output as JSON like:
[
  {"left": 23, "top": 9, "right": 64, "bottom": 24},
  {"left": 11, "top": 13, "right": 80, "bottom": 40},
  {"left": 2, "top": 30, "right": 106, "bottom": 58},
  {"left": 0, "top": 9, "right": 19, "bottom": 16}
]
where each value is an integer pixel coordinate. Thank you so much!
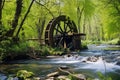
[{"left": 0, "top": 44, "right": 120, "bottom": 80}]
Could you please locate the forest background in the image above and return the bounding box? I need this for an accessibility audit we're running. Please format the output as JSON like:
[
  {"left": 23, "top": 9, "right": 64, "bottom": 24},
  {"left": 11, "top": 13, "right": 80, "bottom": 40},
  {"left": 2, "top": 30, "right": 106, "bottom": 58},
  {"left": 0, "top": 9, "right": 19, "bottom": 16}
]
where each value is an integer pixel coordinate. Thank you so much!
[{"left": 0, "top": 0, "right": 120, "bottom": 61}]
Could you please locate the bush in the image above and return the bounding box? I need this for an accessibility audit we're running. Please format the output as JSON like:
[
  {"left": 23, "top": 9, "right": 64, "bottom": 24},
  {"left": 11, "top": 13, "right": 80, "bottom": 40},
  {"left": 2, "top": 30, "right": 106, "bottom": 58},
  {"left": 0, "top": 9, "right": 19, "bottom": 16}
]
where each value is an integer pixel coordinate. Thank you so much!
[
  {"left": 117, "top": 39, "right": 120, "bottom": 45},
  {"left": 97, "top": 72, "right": 112, "bottom": 80},
  {"left": 38, "top": 46, "right": 64, "bottom": 56},
  {"left": 0, "top": 40, "right": 30, "bottom": 61}
]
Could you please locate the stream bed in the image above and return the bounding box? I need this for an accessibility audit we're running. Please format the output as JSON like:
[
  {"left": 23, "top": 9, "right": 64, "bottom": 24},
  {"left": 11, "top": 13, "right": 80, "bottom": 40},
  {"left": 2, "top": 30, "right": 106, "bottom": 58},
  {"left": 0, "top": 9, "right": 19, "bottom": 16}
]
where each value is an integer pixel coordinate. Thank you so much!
[{"left": 0, "top": 44, "right": 120, "bottom": 80}]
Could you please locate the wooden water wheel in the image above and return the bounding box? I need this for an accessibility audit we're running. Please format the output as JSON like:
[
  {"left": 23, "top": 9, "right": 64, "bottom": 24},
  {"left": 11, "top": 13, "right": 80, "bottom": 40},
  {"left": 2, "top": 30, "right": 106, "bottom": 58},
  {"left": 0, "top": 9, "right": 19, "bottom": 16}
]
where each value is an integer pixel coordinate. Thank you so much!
[{"left": 45, "top": 15, "right": 85, "bottom": 50}]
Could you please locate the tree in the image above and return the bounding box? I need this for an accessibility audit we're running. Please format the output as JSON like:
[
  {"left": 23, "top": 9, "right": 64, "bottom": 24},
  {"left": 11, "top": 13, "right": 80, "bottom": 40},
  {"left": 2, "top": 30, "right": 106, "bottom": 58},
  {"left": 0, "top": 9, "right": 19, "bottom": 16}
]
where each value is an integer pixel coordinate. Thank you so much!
[
  {"left": 0, "top": 0, "right": 5, "bottom": 25},
  {"left": 6, "top": 0, "right": 23, "bottom": 37},
  {"left": 0, "top": 0, "right": 5, "bottom": 41},
  {"left": 61, "top": 0, "right": 95, "bottom": 33},
  {"left": 100, "top": 0, "right": 120, "bottom": 40},
  {"left": 15, "top": 0, "right": 35, "bottom": 38}
]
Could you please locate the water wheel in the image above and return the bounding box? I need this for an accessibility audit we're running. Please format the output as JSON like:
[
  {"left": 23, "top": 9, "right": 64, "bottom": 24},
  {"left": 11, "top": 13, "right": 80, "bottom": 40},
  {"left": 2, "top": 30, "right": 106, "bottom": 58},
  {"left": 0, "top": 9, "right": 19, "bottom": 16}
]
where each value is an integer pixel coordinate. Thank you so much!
[{"left": 45, "top": 15, "right": 82, "bottom": 50}]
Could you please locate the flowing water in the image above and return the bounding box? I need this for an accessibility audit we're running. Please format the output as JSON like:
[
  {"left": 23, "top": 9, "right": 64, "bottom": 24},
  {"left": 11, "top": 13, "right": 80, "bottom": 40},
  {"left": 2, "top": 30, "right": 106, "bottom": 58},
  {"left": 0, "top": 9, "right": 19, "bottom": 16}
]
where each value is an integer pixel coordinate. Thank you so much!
[{"left": 0, "top": 44, "right": 120, "bottom": 80}]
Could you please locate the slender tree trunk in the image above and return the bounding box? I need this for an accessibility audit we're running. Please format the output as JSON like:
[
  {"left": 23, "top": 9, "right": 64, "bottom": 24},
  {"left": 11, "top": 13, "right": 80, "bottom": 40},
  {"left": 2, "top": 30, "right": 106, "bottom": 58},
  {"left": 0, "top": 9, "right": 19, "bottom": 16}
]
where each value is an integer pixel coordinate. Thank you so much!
[
  {"left": 83, "top": 17, "right": 86, "bottom": 40},
  {"left": 36, "top": 17, "right": 46, "bottom": 43},
  {"left": 0, "top": 0, "right": 2, "bottom": 25},
  {"left": 88, "top": 20, "right": 91, "bottom": 40},
  {"left": 101, "top": 26, "right": 104, "bottom": 40},
  {"left": 77, "top": 7, "right": 84, "bottom": 33},
  {"left": 77, "top": 7, "right": 84, "bottom": 49},
  {"left": 6, "top": 0, "right": 22, "bottom": 37},
  {"left": 0, "top": 0, "right": 5, "bottom": 41},
  {"left": 0, "top": 0, "right": 4, "bottom": 25},
  {"left": 0, "top": 0, "right": 2, "bottom": 41},
  {"left": 15, "top": 0, "right": 35, "bottom": 38},
  {"left": 83, "top": 17, "right": 86, "bottom": 33}
]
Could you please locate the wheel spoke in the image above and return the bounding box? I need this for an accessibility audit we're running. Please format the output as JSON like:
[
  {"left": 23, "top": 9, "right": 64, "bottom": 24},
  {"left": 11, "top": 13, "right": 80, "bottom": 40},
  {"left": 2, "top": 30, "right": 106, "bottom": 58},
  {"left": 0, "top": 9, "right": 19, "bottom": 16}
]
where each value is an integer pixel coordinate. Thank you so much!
[
  {"left": 58, "top": 22, "right": 64, "bottom": 33},
  {"left": 66, "top": 26, "right": 73, "bottom": 33},
  {"left": 64, "top": 21, "right": 67, "bottom": 32},
  {"left": 67, "top": 23, "right": 74, "bottom": 33},
  {"left": 57, "top": 37, "right": 63, "bottom": 47},
  {"left": 54, "top": 27, "right": 63, "bottom": 34},
  {"left": 45, "top": 15, "right": 80, "bottom": 50},
  {"left": 65, "top": 24, "right": 71, "bottom": 33}
]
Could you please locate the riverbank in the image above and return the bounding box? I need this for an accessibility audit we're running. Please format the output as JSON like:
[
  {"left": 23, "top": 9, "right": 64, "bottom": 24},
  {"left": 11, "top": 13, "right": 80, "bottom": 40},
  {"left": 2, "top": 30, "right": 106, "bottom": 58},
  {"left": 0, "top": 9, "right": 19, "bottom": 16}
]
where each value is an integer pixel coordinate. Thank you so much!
[{"left": 0, "top": 44, "right": 120, "bottom": 80}]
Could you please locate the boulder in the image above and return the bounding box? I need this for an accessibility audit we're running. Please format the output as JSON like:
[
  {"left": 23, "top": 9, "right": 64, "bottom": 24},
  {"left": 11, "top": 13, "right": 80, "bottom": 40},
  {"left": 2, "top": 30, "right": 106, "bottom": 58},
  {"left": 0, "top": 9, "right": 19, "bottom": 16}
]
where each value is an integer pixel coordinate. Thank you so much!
[
  {"left": 71, "top": 74, "right": 86, "bottom": 80},
  {"left": 59, "top": 66, "right": 69, "bottom": 69},
  {"left": 57, "top": 75, "right": 70, "bottom": 80},
  {"left": 46, "top": 77, "right": 54, "bottom": 80},
  {"left": 116, "top": 61, "right": 120, "bottom": 65},
  {"left": 46, "top": 72, "right": 59, "bottom": 77},
  {"left": 33, "top": 77, "right": 40, "bottom": 80},
  {"left": 87, "top": 56, "right": 98, "bottom": 62}
]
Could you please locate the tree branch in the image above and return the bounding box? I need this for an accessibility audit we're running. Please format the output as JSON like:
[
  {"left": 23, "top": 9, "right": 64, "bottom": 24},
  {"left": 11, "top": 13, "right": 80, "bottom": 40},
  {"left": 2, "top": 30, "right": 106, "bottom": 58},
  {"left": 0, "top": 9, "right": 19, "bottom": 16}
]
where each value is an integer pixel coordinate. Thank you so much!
[
  {"left": 1, "top": 0, "right": 5, "bottom": 9},
  {"left": 35, "top": 0, "right": 54, "bottom": 17},
  {"left": 15, "top": 0, "right": 35, "bottom": 37},
  {"left": 8, "top": 0, "right": 23, "bottom": 37}
]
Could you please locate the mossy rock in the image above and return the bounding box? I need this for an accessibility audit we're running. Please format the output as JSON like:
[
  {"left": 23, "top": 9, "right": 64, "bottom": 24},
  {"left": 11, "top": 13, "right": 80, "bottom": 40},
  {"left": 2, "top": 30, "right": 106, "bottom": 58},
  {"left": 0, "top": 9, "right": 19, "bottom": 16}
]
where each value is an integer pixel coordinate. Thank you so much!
[{"left": 16, "top": 70, "right": 34, "bottom": 79}]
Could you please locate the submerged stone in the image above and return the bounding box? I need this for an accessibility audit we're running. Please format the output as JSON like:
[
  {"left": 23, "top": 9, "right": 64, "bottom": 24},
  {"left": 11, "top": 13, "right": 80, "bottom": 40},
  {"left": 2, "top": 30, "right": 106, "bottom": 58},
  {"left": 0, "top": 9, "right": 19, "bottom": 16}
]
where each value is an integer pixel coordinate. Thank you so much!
[{"left": 46, "top": 72, "right": 59, "bottom": 77}]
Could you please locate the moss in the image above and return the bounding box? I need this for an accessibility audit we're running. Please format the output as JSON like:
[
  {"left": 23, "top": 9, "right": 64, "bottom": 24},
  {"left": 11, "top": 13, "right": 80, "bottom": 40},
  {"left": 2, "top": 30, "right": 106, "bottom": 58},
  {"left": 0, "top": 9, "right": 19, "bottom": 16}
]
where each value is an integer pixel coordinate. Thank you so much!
[{"left": 16, "top": 70, "right": 34, "bottom": 79}]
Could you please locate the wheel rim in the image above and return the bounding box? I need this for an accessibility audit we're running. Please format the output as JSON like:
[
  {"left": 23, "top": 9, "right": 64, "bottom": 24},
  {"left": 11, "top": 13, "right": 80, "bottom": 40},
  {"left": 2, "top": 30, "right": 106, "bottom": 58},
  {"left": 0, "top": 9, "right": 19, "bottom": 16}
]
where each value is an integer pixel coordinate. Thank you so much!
[{"left": 45, "top": 15, "right": 80, "bottom": 49}]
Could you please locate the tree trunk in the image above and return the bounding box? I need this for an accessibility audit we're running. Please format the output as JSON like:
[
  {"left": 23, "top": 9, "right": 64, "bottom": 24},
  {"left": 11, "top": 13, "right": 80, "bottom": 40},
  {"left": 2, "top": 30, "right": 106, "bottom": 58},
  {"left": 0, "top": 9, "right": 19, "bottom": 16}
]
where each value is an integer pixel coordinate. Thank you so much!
[
  {"left": 6, "top": 0, "right": 22, "bottom": 37},
  {"left": 15, "top": 0, "right": 35, "bottom": 38},
  {"left": 0, "top": 0, "right": 3, "bottom": 25},
  {"left": 36, "top": 17, "right": 46, "bottom": 43},
  {"left": 0, "top": 0, "right": 2, "bottom": 25},
  {"left": 83, "top": 17, "right": 86, "bottom": 40},
  {"left": 0, "top": 0, "right": 5, "bottom": 41},
  {"left": 77, "top": 7, "right": 84, "bottom": 33},
  {"left": 88, "top": 20, "right": 91, "bottom": 40},
  {"left": 0, "top": 0, "right": 5, "bottom": 24},
  {"left": 77, "top": 7, "right": 84, "bottom": 49}
]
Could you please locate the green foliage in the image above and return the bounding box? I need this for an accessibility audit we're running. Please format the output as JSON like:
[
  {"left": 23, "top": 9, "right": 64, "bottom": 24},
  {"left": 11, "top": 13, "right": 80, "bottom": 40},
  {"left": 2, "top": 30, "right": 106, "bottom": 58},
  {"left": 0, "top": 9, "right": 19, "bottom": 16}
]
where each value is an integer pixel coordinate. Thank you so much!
[
  {"left": 39, "top": 46, "right": 51, "bottom": 56},
  {"left": 1, "top": 0, "right": 119, "bottom": 43},
  {"left": 1, "top": 0, "right": 120, "bottom": 61},
  {"left": 8, "top": 42, "right": 29, "bottom": 53},
  {"left": 62, "top": 0, "right": 95, "bottom": 26},
  {"left": 100, "top": 0, "right": 120, "bottom": 39},
  {"left": 39, "top": 45, "right": 64, "bottom": 56},
  {"left": 67, "top": 71, "right": 112, "bottom": 80},
  {"left": 52, "top": 47, "right": 63, "bottom": 55},
  {"left": 68, "top": 74, "right": 78, "bottom": 80},
  {"left": 97, "top": 72, "right": 112, "bottom": 80},
  {"left": 16, "top": 70, "right": 34, "bottom": 79},
  {"left": 117, "top": 39, "right": 120, "bottom": 45},
  {"left": 85, "top": 72, "right": 113, "bottom": 80},
  {"left": 106, "top": 38, "right": 119, "bottom": 45},
  {"left": 0, "top": 40, "right": 29, "bottom": 61},
  {"left": 0, "top": 39, "right": 11, "bottom": 61}
]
